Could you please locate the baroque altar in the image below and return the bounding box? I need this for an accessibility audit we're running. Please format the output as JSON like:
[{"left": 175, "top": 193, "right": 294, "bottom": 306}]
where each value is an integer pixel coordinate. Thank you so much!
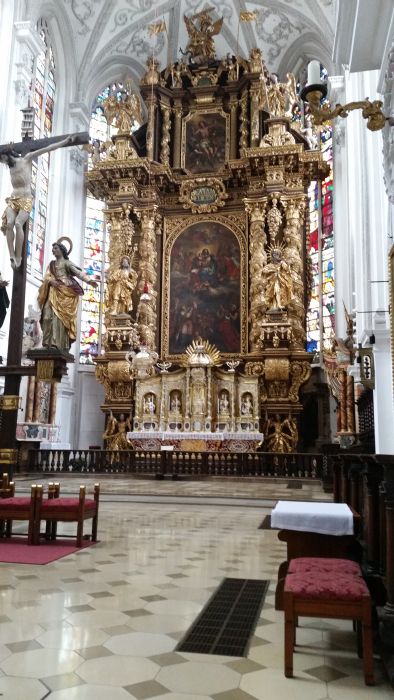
[
  {"left": 126, "top": 339, "right": 263, "bottom": 452},
  {"left": 88, "top": 9, "right": 329, "bottom": 453}
]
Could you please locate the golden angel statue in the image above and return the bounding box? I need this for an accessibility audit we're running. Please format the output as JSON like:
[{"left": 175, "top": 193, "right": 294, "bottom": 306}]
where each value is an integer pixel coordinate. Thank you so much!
[
  {"left": 183, "top": 8, "right": 223, "bottom": 63},
  {"left": 264, "top": 414, "right": 298, "bottom": 453},
  {"left": 103, "top": 412, "right": 133, "bottom": 451},
  {"left": 106, "top": 256, "right": 138, "bottom": 316},
  {"left": 103, "top": 91, "right": 142, "bottom": 133},
  {"left": 262, "top": 72, "right": 298, "bottom": 118}
]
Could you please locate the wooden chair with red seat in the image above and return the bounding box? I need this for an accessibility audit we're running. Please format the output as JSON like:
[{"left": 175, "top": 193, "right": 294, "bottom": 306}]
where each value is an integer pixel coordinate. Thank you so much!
[
  {"left": 45, "top": 481, "right": 60, "bottom": 540},
  {"left": 33, "top": 483, "right": 100, "bottom": 547},
  {"left": 0, "top": 473, "right": 16, "bottom": 537},
  {"left": 283, "top": 557, "right": 374, "bottom": 686},
  {"left": 0, "top": 485, "right": 37, "bottom": 544}
]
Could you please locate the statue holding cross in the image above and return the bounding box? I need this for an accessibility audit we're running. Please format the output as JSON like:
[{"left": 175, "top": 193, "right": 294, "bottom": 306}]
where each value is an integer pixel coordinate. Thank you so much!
[{"left": 0, "top": 132, "right": 87, "bottom": 269}]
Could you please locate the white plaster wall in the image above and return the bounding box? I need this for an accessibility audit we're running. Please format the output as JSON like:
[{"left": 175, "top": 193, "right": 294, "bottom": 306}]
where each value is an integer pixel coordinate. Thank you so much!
[
  {"left": 72, "top": 369, "right": 105, "bottom": 449},
  {"left": 342, "top": 70, "right": 394, "bottom": 452}
]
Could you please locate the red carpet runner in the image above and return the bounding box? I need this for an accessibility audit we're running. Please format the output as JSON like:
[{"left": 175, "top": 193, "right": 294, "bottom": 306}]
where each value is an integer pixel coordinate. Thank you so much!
[{"left": 0, "top": 538, "right": 97, "bottom": 564}]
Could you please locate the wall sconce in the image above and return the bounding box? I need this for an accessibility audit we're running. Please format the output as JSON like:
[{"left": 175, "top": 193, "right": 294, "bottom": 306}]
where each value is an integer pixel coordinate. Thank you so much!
[{"left": 300, "top": 60, "right": 387, "bottom": 132}]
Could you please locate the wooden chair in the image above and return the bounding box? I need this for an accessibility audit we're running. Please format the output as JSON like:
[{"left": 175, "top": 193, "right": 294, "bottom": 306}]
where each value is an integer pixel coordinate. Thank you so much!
[
  {"left": 0, "top": 473, "right": 16, "bottom": 537},
  {"left": 45, "top": 482, "right": 60, "bottom": 540},
  {"left": 283, "top": 558, "right": 374, "bottom": 686},
  {"left": 33, "top": 483, "right": 100, "bottom": 547},
  {"left": 0, "top": 485, "right": 37, "bottom": 544}
]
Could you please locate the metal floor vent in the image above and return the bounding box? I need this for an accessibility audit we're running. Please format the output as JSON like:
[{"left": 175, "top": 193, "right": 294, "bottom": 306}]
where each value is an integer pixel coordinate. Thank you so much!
[
  {"left": 286, "top": 480, "right": 302, "bottom": 489},
  {"left": 258, "top": 514, "right": 271, "bottom": 530},
  {"left": 176, "top": 578, "right": 269, "bottom": 657}
]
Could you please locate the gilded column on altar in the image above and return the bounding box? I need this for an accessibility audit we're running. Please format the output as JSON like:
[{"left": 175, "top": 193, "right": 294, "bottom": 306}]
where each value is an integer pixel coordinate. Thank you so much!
[{"left": 244, "top": 199, "right": 267, "bottom": 351}]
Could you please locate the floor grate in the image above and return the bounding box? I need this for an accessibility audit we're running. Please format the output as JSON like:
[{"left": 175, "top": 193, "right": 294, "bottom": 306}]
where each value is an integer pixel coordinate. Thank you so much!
[
  {"left": 176, "top": 578, "right": 269, "bottom": 657},
  {"left": 258, "top": 514, "right": 271, "bottom": 529},
  {"left": 286, "top": 480, "right": 302, "bottom": 489}
]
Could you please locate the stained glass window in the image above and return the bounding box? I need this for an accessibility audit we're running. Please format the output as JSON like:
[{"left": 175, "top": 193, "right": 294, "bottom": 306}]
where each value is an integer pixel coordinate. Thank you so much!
[
  {"left": 301, "top": 61, "right": 335, "bottom": 358},
  {"left": 79, "top": 84, "right": 140, "bottom": 364},
  {"left": 27, "top": 20, "right": 56, "bottom": 278},
  {"left": 306, "top": 124, "right": 334, "bottom": 356}
]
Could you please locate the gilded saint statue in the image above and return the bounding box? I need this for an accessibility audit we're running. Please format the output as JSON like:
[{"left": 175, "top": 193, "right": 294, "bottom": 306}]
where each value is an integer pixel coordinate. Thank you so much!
[
  {"left": 106, "top": 256, "right": 138, "bottom": 316},
  {"left": 264, "top": 414, "right": 298, "bottom": 453},
  {"left": 263, "top": 247, "right": 293, "bottom": 310},
  {"left": 103, "top": 412, "right": 133, "bottom": 450},
  {"left": 183, "top": 9, "right": 223, "bottom": 63},
  {"left": 38, "top": 239, "right": 97, "bottom": 350}
]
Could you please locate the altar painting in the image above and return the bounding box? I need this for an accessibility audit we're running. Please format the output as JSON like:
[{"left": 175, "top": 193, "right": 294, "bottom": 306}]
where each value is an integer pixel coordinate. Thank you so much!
[
  {"left": 169, "top": 222, "right": 241, "bottom": 354},
  {"left": 183, "top": 112, "right": 227, "bottom": 173}
]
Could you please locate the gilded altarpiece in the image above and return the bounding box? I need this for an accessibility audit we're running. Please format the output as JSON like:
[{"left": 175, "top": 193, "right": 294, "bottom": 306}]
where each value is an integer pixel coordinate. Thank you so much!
[{"left": 88, "top": 9, "right": 329, "bottom": 452}]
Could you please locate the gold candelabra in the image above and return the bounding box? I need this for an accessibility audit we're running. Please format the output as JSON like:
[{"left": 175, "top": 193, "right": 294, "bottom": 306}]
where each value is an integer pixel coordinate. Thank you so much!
[{"left": 300, "top": 82, "right": 387, "bottom": 132}]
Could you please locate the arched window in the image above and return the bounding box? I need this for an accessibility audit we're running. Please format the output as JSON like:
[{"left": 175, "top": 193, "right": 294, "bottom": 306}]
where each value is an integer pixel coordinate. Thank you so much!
[
  {"left": 27, "top": 18, "right": 56, "bottom": 278},
  {"left": 79, "top": 84, "right": 140, "bottom": 364}
]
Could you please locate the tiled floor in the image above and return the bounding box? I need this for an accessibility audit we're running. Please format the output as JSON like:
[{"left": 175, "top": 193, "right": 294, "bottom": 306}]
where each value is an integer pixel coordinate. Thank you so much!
[{"left": 0, "top": 477, "right": 391, "bottom": 698}]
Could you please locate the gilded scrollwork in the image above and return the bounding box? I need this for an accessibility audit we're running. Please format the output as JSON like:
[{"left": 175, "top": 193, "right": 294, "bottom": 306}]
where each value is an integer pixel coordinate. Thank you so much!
[
  {"left": 264, "top": 358, "right": 289, "bottom": 382},
  {"left": 288, "top": 360, "right": 312, "bottom": 402},
  {"left": 260, "top": 122, "right": 296, "bottom": 148},
  {"left": 179, "top": 178, "right": 228, "bottom": 213},
  {"left": 107, "top": 360, "right": 133, "bottom": 383}
]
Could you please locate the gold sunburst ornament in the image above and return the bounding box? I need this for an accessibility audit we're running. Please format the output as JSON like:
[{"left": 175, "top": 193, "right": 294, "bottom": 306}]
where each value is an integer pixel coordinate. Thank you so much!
[
  {"left": 184, "top": 338, "right": 221, "bottom": 366},
  {"left": 267, "top": 240, "right": 286, "bottom": 262}
]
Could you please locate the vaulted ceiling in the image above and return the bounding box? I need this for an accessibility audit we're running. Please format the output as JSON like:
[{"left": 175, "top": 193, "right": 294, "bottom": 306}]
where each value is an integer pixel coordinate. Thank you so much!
[{"left": 26, "top": 0, "right": 336, "bottom": 106}]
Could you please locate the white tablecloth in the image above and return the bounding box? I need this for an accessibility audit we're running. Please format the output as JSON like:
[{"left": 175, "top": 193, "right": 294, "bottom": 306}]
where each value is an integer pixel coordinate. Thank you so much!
[{"left": 270, "top": 500, "right": 354, "bottom": 536}]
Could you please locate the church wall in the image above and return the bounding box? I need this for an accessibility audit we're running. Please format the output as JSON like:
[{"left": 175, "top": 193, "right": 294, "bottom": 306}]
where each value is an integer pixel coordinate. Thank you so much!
[
  {"left": 334, "top": 68, "right": 394, "bottom": 452},
  {"left": 72, "top": 368, "right": 105, "bottom": 449}
]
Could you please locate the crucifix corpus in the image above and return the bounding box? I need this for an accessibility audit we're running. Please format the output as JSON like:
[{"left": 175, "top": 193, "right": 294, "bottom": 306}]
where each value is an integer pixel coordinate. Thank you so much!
[{"left": 0, "top": 131, "right": 89, "bottom": 269}]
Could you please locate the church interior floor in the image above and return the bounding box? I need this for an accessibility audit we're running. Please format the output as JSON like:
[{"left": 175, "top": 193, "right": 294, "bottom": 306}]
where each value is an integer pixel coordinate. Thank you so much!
[
  {"left": 13, "top": 475, "right": 332, "bottom": 503},
  {"left": 0, "top": 478, "right": 392, "bottom": 699}
]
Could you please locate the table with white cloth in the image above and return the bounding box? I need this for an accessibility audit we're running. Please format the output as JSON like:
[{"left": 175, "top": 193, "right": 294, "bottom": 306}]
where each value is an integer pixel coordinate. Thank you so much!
[{"left": 270, "top": 500, "right": 359, "bottom": 610}]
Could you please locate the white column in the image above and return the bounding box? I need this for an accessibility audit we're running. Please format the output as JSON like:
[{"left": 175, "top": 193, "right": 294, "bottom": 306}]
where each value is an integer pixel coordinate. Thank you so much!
[
  {"left": 334, "top": 69, "right": 392, "bottom": 451},
  {"left": 373, "top": 326, "right": 394, "bottom": 453},
  {"left": 330, "top": 75, "right": 352, "bottom": 340}
]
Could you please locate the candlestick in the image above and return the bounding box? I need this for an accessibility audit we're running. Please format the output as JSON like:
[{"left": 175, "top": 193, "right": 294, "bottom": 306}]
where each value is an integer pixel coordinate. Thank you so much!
[{"left": 307, "top": 60, "right": 321, "bottom": 86}]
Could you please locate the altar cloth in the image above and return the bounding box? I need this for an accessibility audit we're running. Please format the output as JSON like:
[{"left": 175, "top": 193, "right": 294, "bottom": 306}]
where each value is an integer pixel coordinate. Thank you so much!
[{"left": 271, "top": 500, "right": 354, "bottom": 536}]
